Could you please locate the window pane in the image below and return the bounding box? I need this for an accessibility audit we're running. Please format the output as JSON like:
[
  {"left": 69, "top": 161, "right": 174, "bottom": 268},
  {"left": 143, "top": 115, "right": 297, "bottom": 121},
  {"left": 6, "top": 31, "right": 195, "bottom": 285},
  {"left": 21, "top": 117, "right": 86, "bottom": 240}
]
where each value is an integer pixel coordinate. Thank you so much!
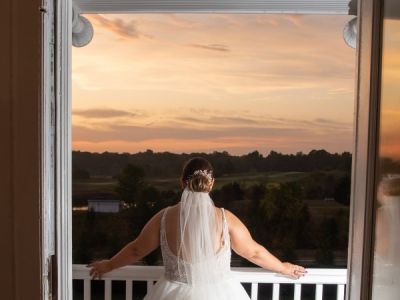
[
  {"left": 72, "top": 14, "right": 356, "bottom": 298},
  {"left": 371, "top": 2, "right": 400, "bottom": 299}
]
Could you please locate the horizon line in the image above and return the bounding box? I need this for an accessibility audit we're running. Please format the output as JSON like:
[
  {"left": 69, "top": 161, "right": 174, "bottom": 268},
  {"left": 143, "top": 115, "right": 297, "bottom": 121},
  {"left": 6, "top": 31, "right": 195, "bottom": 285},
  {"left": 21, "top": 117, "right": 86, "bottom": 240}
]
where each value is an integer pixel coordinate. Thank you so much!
[{"left": 72, "top": 148, "right": 353, "bottom": 157}]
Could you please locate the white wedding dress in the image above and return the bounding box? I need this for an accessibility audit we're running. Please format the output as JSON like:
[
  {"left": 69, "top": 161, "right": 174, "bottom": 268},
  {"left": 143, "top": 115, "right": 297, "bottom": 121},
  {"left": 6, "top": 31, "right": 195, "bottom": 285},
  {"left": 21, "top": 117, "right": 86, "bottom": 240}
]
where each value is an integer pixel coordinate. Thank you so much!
[
  {"left": 371, "top": 196, "right": 400, "bottom": 299},
  {"left": 143, "top": 205, "right": 251, "bottom": 300}
]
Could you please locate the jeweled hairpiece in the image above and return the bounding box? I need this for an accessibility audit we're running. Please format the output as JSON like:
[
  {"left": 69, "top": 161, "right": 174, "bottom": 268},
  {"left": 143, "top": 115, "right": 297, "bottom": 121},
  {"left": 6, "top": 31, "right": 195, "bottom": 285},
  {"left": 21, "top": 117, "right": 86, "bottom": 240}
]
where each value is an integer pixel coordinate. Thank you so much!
[{"left": 187, "top": 169, "right": 213, "bottom": 181}]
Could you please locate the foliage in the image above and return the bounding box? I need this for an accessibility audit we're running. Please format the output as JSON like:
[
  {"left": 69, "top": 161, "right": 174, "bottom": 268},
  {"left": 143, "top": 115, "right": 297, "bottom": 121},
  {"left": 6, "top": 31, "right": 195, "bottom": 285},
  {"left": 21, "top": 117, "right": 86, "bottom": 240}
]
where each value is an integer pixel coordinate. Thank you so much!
[
  {"left": 211, "top": 181, "right": 244, "bottom": 209},
  {"left": 258, "top": 182, "right": 310, "bottom": 261},
  {"left": 72, "top": 167, "right": 90, "bottom": 180},
  {"left": 72, "top": 153, "right": 352, "bottom": 268},
  {"left": 333, "top": 175, "right": 351, "bottom": 205},
  {"left": 72, "top": 149, "right": 352, "bottom": 178},
  {"left": 315, "top": 217, "right": 339, "bottom": 266},
  {"left": 73, "top": 210, "right": 133, "bottom": 264},
  {"left": 300, "top": 171, "right": 336, "bottom": 199},
  {"left": 379, "top": 157, "right": 400, "bottom": 174},
  {"left": 114, "top": 164, "right": 145, "bottom": 206}
]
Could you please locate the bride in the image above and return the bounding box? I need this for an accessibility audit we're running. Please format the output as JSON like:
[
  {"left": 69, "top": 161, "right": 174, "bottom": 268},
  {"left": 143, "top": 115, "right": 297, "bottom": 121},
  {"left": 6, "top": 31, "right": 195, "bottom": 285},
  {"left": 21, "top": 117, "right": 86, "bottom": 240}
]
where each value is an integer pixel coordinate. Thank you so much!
[
  {"left": 372, "top": 175, "right": 400, "bottom": 299},
  {"left": 88, "top": 157, "right": 306, "bottom": 299}
]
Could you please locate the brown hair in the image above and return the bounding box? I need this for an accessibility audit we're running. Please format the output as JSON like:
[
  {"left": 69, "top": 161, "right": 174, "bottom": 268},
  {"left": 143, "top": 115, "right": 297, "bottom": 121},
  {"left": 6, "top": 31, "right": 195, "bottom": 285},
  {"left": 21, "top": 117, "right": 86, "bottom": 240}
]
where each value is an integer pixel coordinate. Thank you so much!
[
  {"left": 380, "top": 176, "right": 400, "bottom": 196},
  {"left": 181, "top": 157, "right": 214, "bottom": 192}
]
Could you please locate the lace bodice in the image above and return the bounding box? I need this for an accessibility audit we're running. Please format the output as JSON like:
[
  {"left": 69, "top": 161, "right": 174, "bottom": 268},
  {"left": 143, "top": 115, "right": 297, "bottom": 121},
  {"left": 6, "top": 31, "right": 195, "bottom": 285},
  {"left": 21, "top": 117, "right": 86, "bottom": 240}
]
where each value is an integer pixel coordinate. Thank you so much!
[{"left": 160, "top": 206, "right": 232, "bottom": 283}]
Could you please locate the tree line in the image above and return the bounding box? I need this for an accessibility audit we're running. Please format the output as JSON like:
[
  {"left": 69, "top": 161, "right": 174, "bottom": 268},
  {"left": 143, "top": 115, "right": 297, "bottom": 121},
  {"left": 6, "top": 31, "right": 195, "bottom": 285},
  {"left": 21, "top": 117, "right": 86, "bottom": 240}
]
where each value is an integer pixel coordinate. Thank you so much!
[{"left": 73, "top": 149, "right": 353, "bottom": 178}]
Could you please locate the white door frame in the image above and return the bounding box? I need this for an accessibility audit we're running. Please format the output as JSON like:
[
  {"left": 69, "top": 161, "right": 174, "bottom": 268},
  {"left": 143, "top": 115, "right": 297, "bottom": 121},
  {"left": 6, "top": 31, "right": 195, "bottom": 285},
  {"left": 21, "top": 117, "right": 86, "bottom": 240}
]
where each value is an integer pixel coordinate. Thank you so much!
[
  {"left": 53, "top": 1, "right": 381, "bottom": 299},
  {"left": 55, "top": 0, "right": 73, "bottom": 299}
]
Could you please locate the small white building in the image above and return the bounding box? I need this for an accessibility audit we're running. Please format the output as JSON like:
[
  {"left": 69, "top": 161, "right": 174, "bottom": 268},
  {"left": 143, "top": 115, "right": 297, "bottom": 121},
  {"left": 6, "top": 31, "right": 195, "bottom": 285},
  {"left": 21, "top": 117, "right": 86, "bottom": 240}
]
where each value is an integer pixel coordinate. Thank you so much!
[{"left": 88, "top": 200, "right": 121, "bottom": 213}]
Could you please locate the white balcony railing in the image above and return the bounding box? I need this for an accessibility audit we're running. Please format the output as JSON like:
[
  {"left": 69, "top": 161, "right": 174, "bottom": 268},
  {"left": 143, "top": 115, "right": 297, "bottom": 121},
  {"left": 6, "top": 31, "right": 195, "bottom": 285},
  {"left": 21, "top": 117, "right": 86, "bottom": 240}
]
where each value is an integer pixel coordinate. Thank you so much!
[{"left": 73, "top": 264, "right": 347, "bottom": 300}]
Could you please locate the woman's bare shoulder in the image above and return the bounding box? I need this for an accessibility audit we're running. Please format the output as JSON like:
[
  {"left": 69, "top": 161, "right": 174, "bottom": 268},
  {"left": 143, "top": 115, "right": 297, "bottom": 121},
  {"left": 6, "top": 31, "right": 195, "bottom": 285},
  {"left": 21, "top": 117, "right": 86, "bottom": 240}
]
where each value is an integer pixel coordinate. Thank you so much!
[
  {"left": 170, "top": 203, "right": 180, "bottom": 209},
  {"left": 220, "top": 209, "right": 244, "bottom": 228},
  {"left": 222, "top": 208, "right": 237, "bottom": 220},
  {"left": 160, "top": 203, "right": 181, "bottom": 221},
  {"left": 164, "top": 203, "right": 180, "bottom": 213},
  {"left": 147, "top": 207, "right": 166, "bottom": 224}
]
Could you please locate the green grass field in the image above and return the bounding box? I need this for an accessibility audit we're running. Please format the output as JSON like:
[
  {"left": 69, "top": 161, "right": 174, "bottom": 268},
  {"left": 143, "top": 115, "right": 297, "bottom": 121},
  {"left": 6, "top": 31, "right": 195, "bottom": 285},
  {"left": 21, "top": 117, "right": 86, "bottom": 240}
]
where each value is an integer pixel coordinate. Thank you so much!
[{"left": 73, "top": 171, "right": 308, "bottom": 194}]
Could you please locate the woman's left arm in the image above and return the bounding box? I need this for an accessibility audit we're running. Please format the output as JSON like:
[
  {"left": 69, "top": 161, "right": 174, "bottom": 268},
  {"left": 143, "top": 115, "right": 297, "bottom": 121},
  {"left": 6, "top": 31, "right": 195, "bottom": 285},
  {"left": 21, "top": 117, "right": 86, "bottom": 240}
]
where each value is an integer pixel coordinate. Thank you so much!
[
  {"left": 226, "top": 209, "right": 306, "bottom": 279},
  {"left": 87, "top": 208, "right": 165, "bottom": 279}
]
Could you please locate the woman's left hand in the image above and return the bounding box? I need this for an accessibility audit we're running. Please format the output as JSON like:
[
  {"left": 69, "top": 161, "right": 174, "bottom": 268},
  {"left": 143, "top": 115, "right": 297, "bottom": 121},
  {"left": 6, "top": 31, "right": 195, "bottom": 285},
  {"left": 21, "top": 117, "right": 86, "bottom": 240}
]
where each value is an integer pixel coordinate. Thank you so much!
[
  {"left": 280, "top": 262, "right": 307, "bottom": 279},
  {"left": 87, "top": 259, "right": 113, "bottom": 280}
]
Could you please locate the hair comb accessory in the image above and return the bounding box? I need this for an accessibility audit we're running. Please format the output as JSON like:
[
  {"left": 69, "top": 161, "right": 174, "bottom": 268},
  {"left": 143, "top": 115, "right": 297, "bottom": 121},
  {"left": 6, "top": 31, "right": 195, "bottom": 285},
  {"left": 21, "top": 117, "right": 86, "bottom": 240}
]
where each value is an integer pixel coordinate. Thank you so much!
[{"left": 187, "top": 169, "right": 213, "bottom": 181}]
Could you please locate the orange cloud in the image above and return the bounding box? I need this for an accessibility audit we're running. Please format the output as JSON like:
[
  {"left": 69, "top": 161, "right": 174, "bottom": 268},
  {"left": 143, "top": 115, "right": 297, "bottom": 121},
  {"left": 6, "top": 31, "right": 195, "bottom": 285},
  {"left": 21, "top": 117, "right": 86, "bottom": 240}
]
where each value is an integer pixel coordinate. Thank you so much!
[
  {"left": 189, "top": 44, "right": 230, "bottom": 52},
  {"left": 73, "top": 108, "right": 136, "bottom": 118},
  {"left": 88, "top": 14, "right": 151, "bottom": 40}
]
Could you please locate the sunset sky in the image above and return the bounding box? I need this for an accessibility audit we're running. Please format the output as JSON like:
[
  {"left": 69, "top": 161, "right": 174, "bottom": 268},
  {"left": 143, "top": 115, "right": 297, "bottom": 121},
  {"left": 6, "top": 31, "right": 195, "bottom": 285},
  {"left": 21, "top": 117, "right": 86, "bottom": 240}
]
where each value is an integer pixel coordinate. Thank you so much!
[
  {"left": 72, "top": 13, "right": 359, "bottom": 155},
  {"left": 380, "top": 19, "right": 400, "bottom": 160}
]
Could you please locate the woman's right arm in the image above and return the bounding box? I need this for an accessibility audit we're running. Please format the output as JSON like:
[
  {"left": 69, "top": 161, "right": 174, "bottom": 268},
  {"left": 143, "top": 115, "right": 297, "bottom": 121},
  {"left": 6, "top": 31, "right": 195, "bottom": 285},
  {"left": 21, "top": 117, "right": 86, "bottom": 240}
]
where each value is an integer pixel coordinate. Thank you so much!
[
  {"left": 87, "top": 208, "right": 165, "bottom": 279},
  {"left": 225, "top": 210, "right": 306, "bottom": 279}
]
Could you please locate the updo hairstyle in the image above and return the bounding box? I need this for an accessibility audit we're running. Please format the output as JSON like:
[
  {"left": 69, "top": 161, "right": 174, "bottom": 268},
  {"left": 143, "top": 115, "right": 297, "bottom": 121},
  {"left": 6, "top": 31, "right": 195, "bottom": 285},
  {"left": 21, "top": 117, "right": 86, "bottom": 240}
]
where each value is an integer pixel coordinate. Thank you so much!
[
  {"left": 379, "top": 176, "right": 400, "bottom": 196},
  {"left": 181, "top": 157, "right": 214, "bottom": 192}
]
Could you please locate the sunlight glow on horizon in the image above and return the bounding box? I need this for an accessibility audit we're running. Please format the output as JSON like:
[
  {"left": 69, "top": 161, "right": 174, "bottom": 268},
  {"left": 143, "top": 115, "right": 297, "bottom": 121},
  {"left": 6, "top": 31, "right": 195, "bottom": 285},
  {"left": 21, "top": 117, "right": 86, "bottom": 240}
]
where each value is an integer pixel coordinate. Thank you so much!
[{"left": 379, "top": 19, "right": 400, "bottom": 160}]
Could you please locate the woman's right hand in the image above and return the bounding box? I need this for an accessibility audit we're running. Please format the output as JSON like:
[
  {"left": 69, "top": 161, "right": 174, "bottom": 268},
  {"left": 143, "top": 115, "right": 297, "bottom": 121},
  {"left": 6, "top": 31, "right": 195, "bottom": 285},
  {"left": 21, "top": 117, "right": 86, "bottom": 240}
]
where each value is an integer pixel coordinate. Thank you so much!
[
  {"left": 87, "top": 259, "right": 113, "bottom": 280},
  {"left": 280, "top": 262, "right": 307, "bottom": 279}
]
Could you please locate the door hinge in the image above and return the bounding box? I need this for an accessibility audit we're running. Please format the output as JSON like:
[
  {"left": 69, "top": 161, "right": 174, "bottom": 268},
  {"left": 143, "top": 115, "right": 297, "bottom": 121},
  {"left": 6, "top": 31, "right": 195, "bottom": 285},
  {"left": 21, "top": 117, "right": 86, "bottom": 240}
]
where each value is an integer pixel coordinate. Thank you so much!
[{"left": 39, "top": 6, "right": 48, "bottom": 13}]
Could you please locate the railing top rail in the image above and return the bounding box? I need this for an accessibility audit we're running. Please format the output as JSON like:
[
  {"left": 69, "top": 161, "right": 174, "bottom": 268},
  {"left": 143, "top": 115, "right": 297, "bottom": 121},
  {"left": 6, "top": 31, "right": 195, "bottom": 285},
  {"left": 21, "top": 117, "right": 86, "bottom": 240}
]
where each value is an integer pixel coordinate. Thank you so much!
[{"left": 73, "top": 264, "right": 347, "bottom": 285}]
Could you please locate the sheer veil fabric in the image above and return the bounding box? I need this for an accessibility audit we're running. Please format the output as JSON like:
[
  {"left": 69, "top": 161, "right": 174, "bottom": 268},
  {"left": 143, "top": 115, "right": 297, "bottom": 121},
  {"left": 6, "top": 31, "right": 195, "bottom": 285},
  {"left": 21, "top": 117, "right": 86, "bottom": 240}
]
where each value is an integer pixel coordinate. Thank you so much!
[
  {"left": 177, "top": 188, "right": 224, "bottom": 286},
  {"left": 372, "top": 195, "right": 400, "bottom": 299},
  {"left": 143, "top": 188, "right": 251, "bottom": 300},
  {"left": 383, "top": 196, "right": 400, "bottom": 264}
]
